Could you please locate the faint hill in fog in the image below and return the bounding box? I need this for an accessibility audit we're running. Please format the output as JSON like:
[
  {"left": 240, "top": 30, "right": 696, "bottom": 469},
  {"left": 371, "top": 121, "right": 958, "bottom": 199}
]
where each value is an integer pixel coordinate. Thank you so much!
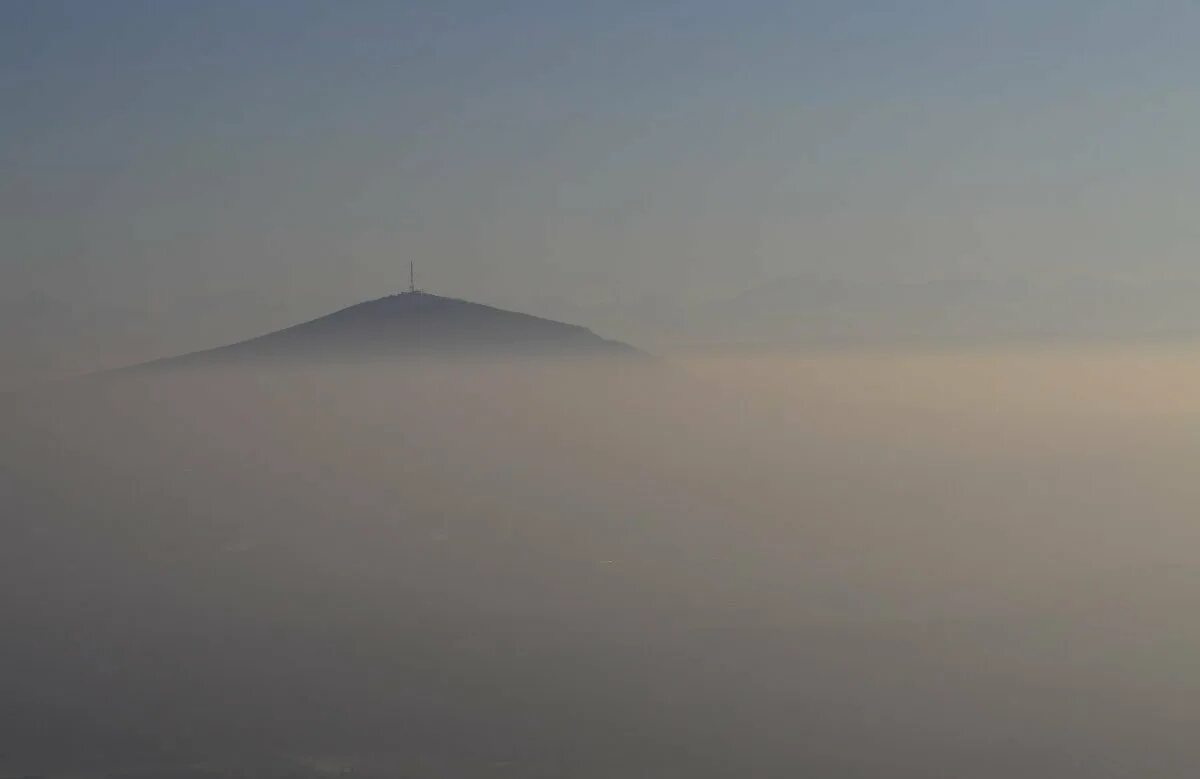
[
  {"left": 658, "top": 274, "right": 1200, "bottom": 347},
  {"left": 127, "top": 291, "right": 643, "bottom": 370}
]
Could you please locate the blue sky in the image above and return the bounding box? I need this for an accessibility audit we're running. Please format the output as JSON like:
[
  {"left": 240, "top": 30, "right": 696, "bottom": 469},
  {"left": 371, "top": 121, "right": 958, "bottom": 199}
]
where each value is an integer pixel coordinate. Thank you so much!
[{"left": 5, "top": 1, "right": 1200, "bottom": 373}]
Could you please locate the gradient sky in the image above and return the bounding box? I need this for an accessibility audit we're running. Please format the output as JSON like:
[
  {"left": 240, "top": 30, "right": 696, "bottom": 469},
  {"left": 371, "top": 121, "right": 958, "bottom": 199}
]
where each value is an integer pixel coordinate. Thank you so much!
[{"left": 5, "top": 1, "right": 1200, "bottom": 375}]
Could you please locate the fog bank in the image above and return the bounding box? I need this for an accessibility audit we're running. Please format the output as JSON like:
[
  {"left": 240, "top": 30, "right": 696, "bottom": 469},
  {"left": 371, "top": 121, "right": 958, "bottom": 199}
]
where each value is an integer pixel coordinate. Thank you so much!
[{"left": 4, "top": 349, "right": 1200, "bottom": 777}]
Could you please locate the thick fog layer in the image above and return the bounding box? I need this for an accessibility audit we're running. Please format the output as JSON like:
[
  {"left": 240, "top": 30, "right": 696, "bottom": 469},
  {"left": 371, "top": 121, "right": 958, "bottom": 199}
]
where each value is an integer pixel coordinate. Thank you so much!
[{"left": 4, "top": 349, "right": 1200, "bottom": 777}]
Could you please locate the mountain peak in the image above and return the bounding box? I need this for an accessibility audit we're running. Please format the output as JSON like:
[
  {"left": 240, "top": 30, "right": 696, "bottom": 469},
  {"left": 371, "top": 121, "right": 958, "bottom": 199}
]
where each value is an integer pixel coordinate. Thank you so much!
[{"left": 132, "top": 292, "right": 643, "bottom": 370}]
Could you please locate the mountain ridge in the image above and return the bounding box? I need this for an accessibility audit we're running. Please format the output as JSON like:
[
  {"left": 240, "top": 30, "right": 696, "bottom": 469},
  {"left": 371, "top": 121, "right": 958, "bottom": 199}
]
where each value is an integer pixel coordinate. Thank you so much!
[{"left": 126, "top": 291, "right": 643, "bottom": 371}]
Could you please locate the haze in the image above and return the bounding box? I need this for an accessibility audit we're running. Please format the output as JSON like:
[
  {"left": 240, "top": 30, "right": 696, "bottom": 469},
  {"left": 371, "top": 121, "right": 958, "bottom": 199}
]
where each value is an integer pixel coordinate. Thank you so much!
[
  {"left": 7, "top": 2, "right": 1200, "bottom": 382},
  {"left": 5, "top": 2, "right": 1200, "bottom": 777},
  {"left": 4, "top": 351, "right": 1200, "bottom": 775}
]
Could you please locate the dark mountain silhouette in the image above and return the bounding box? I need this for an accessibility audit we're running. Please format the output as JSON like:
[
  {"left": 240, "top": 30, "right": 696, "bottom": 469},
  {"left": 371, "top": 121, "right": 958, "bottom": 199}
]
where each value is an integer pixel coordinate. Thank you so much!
[{"left": 129, "top": 291, "right": 643, "bottom": 370}]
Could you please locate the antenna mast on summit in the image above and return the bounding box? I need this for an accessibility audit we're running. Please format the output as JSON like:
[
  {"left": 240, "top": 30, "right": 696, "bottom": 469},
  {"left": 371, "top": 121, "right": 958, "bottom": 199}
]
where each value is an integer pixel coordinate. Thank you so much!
[{"left": 409, "top": 261, "right": 415, "bottom": 293}]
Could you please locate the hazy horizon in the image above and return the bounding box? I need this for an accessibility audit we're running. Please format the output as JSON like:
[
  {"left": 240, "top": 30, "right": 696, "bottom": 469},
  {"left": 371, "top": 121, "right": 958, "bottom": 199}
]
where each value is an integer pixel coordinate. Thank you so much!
[
  {"left": 6, "top": 3, "right": 1200, "bottom": 777},
  {"left": 8, "top": 2, "right": 1200, "bottom": 383}
]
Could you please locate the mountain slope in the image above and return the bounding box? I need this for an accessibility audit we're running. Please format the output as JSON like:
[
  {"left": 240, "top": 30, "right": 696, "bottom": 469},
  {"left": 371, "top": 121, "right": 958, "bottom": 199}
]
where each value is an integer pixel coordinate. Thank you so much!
[{"left": 133, "top": 292, "right": 642, "bottom": 369}]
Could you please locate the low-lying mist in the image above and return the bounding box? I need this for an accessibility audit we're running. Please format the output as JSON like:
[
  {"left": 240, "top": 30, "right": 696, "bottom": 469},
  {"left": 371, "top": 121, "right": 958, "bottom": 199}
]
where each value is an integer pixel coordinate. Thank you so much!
[{"left": 4, "top": 347, "right": 1200, "bottom": 777}]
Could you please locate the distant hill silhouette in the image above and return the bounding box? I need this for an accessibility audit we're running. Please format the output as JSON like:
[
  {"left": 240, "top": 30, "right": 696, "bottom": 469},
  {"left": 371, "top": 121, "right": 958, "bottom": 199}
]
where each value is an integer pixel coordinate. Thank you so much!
[{"left": 127, "top": 292, "right": 643, "bottom": 370}]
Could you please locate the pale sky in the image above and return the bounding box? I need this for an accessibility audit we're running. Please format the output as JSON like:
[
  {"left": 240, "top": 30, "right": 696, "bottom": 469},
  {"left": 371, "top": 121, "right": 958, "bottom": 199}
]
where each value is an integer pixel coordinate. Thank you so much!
[{"left": 5, "top": 1, "right": 1200, "bottom": 378}]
